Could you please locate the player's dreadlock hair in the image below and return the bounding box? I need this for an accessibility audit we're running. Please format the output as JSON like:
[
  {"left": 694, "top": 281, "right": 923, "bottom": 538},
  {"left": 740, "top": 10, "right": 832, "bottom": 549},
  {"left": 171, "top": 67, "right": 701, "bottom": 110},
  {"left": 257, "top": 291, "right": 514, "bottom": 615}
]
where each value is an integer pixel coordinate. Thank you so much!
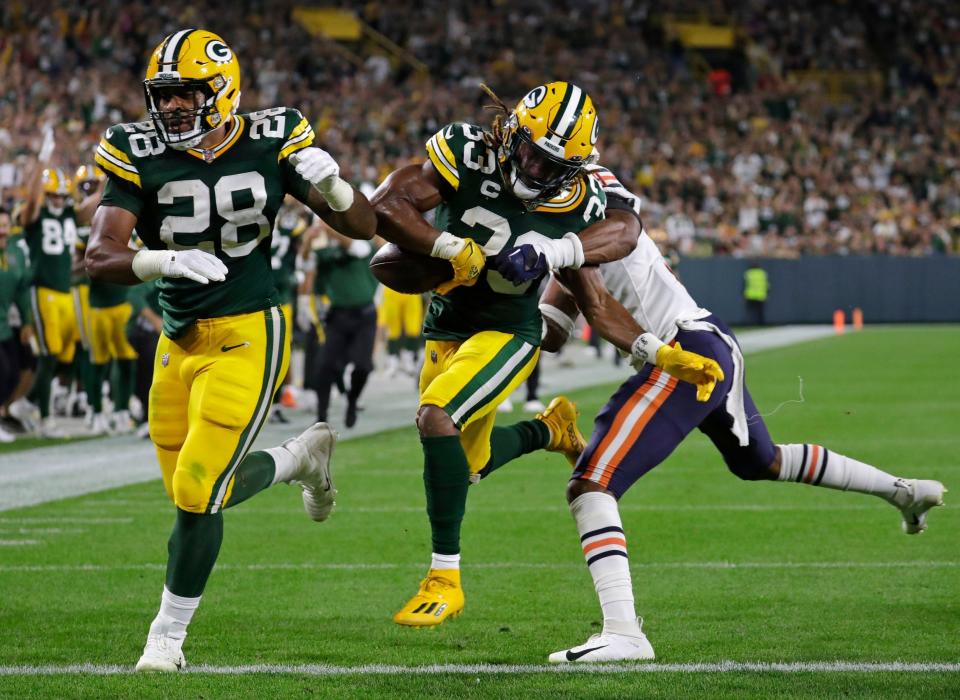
[{"left": 479, "top": 83, "right": 511, "bottom": 152}]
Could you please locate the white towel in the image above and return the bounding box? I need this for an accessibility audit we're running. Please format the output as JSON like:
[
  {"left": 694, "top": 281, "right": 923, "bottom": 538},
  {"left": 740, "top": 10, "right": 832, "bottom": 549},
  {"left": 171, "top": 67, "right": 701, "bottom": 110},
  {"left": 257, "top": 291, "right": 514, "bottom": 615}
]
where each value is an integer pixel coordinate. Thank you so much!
[{"left": 675, "top": 314, "right": 749, "bottom": 447}]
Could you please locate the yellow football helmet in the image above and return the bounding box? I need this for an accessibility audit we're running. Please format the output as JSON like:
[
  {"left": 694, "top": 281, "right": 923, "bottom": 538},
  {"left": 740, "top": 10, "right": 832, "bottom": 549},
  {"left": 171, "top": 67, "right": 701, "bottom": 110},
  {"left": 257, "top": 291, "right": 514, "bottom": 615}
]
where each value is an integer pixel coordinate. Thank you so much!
[
  {"left": 499, "top": 81, "right": 599, "bottom": 202},
  {"left": 42, "top": 168, "right": 71, "bottom": 196},
  {"left": 143, "top": 28, "right": 241, "bottom": 149},
  {"left": 74, "top": 164, "right": 105, "bottom": 197}
]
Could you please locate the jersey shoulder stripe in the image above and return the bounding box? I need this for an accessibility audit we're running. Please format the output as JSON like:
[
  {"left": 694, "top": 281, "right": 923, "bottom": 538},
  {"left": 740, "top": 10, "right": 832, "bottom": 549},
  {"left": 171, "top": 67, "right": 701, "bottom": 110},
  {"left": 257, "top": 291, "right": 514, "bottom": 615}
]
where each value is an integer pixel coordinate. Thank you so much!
[
  {"left": 243, "top": 107, "right": 316, "bottom": 162},
  {"left": 587, "top": 164, "right": 641, "bottom": 216},
  {"left": 426, "top": 131, "right": 460, "bottom": 190},
  {"left": 96, "top": 126, "right": 142, "bottom": 188}
]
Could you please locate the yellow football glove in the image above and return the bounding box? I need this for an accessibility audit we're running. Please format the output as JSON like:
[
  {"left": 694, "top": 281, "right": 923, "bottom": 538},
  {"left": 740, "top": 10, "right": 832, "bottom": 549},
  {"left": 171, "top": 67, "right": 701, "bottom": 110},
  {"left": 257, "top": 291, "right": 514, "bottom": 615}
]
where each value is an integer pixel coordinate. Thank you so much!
[
  {"left": 630, "top": 334, "right": 725, "bottom": 403},
  {"left": 434, "top": 237, "right": 485, "bottom": 295}
]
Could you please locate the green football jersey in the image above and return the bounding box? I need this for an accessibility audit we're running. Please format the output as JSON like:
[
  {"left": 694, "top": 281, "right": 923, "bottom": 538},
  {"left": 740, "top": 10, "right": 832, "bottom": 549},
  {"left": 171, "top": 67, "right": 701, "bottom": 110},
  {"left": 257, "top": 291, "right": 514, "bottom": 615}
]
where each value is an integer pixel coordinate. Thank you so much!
[
  {"left": 270, "top": 204, "right": 307, "bottom": 305},
  {"left": 423, "top": 122, "right": 606, "bottom": 344},
  {"left": 96, "top": 106, "right": 317, "bottom": 338},
  {"left": 23, "top": 205, "right": 78, "bottom": 293}
]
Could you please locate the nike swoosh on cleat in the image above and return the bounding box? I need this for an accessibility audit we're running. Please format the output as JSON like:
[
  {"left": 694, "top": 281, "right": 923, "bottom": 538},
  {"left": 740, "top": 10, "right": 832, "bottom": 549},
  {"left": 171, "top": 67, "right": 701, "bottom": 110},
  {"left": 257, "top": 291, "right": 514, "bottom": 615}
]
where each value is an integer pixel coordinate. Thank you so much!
[
  {"left": 221, "top": 342, "right": 250, "bottom": 352},
  {"left": 566, "top": 645, "right": 607, "bottom": 661}
]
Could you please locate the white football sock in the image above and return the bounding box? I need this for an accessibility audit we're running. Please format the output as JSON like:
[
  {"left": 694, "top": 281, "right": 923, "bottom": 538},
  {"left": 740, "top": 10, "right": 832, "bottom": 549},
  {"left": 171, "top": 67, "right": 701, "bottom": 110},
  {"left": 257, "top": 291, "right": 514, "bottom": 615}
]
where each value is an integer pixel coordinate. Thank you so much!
[
  {"left": 570, "top": 492, "right": 641, "bottom": 636},
  {"left": 777, "top": 443, "right": 902, "bottom": 501},
  {"left": 148, "top": 587, "right": 201, "bottom": 640},
  {"left": 430, "top": 552, "right": 460, "bottom": 570},
  {"left": 266, "top": 445, "right": 299, "bottom": 485}
]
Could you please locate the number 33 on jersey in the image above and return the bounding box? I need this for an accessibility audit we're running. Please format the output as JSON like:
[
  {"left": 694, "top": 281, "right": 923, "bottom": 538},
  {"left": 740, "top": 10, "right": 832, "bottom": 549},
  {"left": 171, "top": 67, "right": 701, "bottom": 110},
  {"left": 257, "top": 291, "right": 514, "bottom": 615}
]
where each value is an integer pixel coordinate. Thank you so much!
[
  {"left": 95, "top": 106, "right": 317, "bottom": 338},
  {"left": 424, "top": 122, "right": 606, "bottom": 344}
]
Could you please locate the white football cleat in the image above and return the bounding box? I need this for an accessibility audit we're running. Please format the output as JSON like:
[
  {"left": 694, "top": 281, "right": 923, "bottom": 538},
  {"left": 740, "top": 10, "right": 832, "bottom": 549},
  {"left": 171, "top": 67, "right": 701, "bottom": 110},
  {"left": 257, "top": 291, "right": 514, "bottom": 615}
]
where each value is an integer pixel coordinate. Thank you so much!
[
  {"left": 549, "top": 629, "right": 655, "bottom": 663},
  {"left": 9, "top": 398, "right": 40, "bottom": 435},
  {"left": 135, "top": 634, "right": 186, "bottom": 672},
  {"left": 890, "top": 479, "right": 946, "bottom": 534},
  {"left": 497, "top": 397, "right": 514, "bottom": 413},
  {"left": 283, "top": 422, "right": 338, "bottom": 522},
  {"left": 523, "top": 399, "right": 546, "bottom": 413},
  {"left": 38, "top": 416, "right": 64, "bottom": 438}
]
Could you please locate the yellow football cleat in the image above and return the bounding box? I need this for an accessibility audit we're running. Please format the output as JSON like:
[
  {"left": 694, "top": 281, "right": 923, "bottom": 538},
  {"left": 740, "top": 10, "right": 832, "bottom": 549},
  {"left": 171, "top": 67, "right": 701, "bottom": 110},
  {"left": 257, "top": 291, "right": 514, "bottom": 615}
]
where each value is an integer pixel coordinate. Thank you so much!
[
  {"left": 393, "top": 569, "right": 465, "bottom": 627},
  {"left": 536, "top": 396, "right": 586, "bottom": 466}
]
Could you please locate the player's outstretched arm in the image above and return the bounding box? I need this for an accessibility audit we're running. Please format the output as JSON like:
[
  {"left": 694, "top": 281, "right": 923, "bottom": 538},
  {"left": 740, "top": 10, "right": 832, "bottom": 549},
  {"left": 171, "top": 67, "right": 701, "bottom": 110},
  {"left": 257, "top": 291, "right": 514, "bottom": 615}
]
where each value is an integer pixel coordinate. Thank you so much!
[
  {"left": 539, "top": 274, "right": 582, "bottom": 353},
  {"left": 290, "top": 148, "right": 376, "bottom": 241},
  {"left": 557, "top": 267, "right": 724, "bottom": 401},
  {"left": 86, "top": 206, "right": 227, "bottom": 286},
  {"left": 371, "top": 161, "right": 485, "bottom": 292},
  {"left": 578, "top": 209, "right": 641, "bottom": 265}
]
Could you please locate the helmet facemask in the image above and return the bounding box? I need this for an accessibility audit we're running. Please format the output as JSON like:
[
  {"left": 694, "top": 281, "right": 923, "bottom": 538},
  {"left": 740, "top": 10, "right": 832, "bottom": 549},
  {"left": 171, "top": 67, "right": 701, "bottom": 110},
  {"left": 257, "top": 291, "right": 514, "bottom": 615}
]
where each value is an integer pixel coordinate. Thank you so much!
[
  {"left": 498, "top": 116, "right": 588, "bottom": 207},
  {"left": 143, "top": 76, "right": 229, "bottom": 150}
]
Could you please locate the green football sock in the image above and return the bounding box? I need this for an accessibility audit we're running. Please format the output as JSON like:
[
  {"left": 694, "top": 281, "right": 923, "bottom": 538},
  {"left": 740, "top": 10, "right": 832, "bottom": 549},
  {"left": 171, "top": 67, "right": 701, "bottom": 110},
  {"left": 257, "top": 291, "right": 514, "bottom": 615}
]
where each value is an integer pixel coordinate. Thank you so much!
[
  {"left": 481, "top": 420, "right": 551, "bottom": 479},
  {"left": 88, "top": 363, "right": 108, "bottom": 413},
  {"left": 422, "top": 435, "right": 470, "bottom": 555},
  {"left": 116, "top": 358, "right": 136, "bottom": 412},
  {"left": 32, "top": 356, "right": 56, "bottom": 419},
  {"left": 165, "top": 508, "right": 223, "bottom": 598},
  {"left": 224, "top": 451, "right": 277, "bottom": 508},
  {"left": 387, "top": 338, "right": 401, "bottom": 356}
]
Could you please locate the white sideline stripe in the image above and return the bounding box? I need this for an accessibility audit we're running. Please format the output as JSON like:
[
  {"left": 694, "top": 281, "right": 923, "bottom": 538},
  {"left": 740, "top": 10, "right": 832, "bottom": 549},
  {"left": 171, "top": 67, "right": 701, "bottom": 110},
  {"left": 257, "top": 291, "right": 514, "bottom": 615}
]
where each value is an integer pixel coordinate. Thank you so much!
[
  {"left": 0, "top": 540, "right": 40, "bottom": 546},
  {"left": 0, "top": 560, "right": 955, "bottom": 574},
  {"left": 0, "top": 517, "right": 131, "bottom": 524},
  {"left": 0, "top": 661, "right": 957, "bottom": 676}
]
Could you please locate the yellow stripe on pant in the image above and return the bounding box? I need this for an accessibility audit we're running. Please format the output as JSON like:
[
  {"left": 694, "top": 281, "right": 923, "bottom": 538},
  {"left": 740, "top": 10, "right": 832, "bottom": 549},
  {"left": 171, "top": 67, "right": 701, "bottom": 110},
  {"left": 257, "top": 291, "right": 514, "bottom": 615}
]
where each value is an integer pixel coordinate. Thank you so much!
[
  {"left": 148, "top": 307, "right": 290, "bottom": 514},
  {"left": 30, "top": 286, "right": 78, "bottom": 362},
  {"left": 419, "top": 330, "right": 539, "bottom": 474},
  {"left": 89, "top": 303, "right": 138, "bottom": 363}
]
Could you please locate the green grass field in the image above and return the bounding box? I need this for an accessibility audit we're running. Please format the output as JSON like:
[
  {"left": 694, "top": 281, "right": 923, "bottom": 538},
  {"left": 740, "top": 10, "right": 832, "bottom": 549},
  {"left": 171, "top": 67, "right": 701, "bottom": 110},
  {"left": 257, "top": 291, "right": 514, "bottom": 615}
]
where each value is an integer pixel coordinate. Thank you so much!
[{"left": 1, "top": 327, "right": 957, "bottom": 698}]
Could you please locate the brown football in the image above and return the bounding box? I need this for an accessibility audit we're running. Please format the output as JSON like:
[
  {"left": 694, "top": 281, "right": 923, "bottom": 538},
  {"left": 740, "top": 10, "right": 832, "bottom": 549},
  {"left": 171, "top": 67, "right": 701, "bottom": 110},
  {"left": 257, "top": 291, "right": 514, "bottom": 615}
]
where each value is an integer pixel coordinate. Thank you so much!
[{"left": 369, "top": 242, "right": 453, "bottom": 294}]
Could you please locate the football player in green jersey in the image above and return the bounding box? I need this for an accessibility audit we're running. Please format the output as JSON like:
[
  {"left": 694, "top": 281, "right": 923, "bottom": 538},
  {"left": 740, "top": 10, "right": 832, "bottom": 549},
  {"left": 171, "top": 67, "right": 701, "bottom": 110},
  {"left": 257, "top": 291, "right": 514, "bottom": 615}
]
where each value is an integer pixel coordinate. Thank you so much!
[
  {"left": 373, "top": 82, "right": 645, "bottom": 627},
  {"left": 268, "top": 195, "right": 309, "bottom": 423},
  {"left": 18, "top": 128, "right": 101, "bottom": 436},
  {"left": 85, "top": 29, "right": 376, "bottom": 671}
]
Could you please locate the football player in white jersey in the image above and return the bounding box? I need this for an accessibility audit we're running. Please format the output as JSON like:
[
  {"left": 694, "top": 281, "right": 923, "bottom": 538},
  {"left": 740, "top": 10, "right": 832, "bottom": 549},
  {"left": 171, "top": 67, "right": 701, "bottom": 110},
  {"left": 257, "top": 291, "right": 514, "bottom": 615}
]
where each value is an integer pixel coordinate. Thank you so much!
[{"left": 496, "top": 165, "right": 946, "bottom": 663}]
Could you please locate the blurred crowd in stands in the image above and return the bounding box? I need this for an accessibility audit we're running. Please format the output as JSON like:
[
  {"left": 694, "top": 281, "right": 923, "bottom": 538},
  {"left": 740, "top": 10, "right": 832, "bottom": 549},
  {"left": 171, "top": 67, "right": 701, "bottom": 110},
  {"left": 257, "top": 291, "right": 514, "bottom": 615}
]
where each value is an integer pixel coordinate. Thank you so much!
[{"left": 1, "top": 0, "right": 957, "bottom": 257}]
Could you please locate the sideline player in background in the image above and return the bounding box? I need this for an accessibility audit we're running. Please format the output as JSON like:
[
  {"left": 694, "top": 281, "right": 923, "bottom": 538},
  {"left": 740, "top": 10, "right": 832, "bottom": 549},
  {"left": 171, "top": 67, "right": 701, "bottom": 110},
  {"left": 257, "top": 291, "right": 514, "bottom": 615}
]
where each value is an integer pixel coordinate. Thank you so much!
[
  {"left": 268, "top": 195, "right": 309, "bottom": 423},
  {"left": 18, "top": 130, "right": 100, "bottom": 436},
  {"left": 533, "top": 166, "right": 947, "bottom": 662},
  {"left": 72, "top": 165, "right": 106, "bottom": 430},
  {"left": 86, "top": 29, "right": 376, "bottom": 671},
  {"left": 0, "top": 207, "right": 32, "bottom": 442},
  {"left": 372, "top": 82, "right": 713, "bottom": 627},
  {"left": 302, "top": 227, "right": 378, "bottom": 429}
]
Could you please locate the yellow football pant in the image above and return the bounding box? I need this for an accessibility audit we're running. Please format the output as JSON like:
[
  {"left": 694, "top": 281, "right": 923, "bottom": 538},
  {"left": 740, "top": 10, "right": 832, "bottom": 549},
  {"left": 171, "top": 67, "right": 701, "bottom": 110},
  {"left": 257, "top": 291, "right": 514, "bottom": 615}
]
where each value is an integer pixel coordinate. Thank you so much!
[
  {"left": 419, "top": 331, "right": 539, "bottom": 473},
  {"left": 149, "top": 307, "right": 289, "bottom": 514},
  {"left": 380, "top": 288, "right": 423, "bottom": 340},
  {"left": 89, "top": 303, "right": 138, "bottom": 364},
  {"left": 30, "top": 286, "right": 78, "bottom": 362}
]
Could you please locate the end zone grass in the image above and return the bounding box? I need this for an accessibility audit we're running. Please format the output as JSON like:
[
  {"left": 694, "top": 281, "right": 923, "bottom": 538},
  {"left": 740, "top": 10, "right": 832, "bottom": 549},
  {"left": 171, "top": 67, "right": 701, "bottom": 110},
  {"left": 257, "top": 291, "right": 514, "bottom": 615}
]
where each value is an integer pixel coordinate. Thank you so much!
[{"left": 0, "top": 327, "right": 957, "bottom": 697}]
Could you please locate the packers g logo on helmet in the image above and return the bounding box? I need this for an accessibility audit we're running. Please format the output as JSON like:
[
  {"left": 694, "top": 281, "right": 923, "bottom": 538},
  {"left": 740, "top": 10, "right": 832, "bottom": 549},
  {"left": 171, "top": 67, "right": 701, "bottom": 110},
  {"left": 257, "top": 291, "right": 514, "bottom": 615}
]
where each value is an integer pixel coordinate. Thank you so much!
[
  {"left": 499, "top": 82, "right": 599, "bottom": 204},
  {"left": 143, "top": 29, "right": 242, "bottom": 150}
]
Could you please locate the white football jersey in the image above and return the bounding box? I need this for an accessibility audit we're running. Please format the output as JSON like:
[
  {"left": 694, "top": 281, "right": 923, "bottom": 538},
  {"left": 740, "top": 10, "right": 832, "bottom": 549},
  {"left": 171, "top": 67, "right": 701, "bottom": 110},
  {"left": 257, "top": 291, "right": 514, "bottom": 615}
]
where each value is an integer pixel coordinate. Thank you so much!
[{"left": 588, "top": 165, "right": 707, "bottom": 342}]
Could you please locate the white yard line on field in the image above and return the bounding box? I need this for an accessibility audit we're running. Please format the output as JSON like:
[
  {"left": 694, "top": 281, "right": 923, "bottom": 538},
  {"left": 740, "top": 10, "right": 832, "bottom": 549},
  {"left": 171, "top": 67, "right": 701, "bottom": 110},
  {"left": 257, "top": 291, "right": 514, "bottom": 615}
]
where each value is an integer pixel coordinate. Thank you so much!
[
  {"left": 0, "top": 661, "right": 957, "bottom": 675},
  {"left": 0, "top": 560, "right": 955, "bottom": 574}
]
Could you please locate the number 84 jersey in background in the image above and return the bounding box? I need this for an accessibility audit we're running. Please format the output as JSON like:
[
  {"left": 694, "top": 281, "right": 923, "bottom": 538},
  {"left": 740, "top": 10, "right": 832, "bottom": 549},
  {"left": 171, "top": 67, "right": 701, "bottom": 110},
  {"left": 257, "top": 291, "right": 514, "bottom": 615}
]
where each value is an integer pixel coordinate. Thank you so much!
[
  {"left": 96, "top": 107, "right": 317, "bottom": 339},
  {"left": 424, "top": 122, "right": 606, "bottom": 345}
]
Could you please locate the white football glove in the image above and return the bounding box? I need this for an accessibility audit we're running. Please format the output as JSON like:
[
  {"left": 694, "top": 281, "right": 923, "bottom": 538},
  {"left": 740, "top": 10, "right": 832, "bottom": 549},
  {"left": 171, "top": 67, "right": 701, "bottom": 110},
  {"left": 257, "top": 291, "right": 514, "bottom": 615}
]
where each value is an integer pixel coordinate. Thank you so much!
[
  {"left": 516, "top": 232, "right": 585, "bottom": 271},
  {"left": 290, "top": 147, "right": 354, "bottom": 211},
  {"left": 132, "top": 249, "right": 228, "bottom": 284},
  {"left": 38, "top": 125, "right": 56, "bottom": 163},
  {"left": 296, "top": 293, "right": 316, "bottom": 332}
]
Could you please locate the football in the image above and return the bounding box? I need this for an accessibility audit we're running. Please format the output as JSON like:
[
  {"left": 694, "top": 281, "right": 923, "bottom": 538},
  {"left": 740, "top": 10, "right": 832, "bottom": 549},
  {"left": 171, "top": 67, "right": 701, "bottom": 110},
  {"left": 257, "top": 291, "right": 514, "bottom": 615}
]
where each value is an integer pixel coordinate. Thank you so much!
[{"left": 369, "top": 242, "right": 453, "bottom": 294}]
